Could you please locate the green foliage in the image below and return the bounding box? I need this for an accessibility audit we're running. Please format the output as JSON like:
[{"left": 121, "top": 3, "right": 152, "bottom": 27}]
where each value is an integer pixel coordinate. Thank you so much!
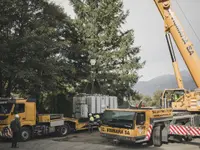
[
  {"left": 138, "top": 90, "right": 163, "bottom": 107},
  {"left": 142, "top": 95, "right": 153, "bottom": 106},
  {"left": 0, "top": 0, "right": 89, "bottom": 99},
  {"left": 69, "top": 0, "right": 145, "bottom": 104},
  {"left": 151, "top": 90, "right": 163, "bottom": 107},
  {"left": 0, "top": 0, "right": 91, "bottom": 113},
  {"left": 0, "top": 0, "right": 145, "bottom": 113}
]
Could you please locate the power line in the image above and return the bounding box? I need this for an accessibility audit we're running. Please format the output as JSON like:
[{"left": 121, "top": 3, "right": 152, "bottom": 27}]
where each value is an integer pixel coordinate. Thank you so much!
[{"left": 175, "top": 0, "right": 200, "bottom": 44}]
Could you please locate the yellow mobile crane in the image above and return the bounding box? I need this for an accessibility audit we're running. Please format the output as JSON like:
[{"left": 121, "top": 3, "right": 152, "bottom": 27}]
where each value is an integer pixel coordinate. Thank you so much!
[
  {"left": 99, "top": 0, "right": 200, "bottom": 147},
  {"left": 154, "top": 0, "right": 200, "bottom": 113},
  {"left": 99, "top": 101, "right": 200, "bottom": 147}
]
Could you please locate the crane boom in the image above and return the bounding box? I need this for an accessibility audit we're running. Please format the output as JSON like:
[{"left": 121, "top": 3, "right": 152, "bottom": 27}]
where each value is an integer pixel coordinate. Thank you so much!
[
  {"left": 154, "top": 0, "right": 200, "bottom": 88},
  {"left": 165, "top": 32, "right": 184, "bottom": 89}
]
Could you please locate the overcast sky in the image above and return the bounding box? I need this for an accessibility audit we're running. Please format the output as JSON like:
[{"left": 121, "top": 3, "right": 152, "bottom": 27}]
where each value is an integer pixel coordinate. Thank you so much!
[{"left": 51, "top": 0, "right": 200, "bottom": 81}]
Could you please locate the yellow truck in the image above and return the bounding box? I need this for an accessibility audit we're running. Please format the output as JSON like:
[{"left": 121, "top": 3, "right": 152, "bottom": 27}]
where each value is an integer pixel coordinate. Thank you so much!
[
  {"left": 0, "top": 97, "right": 98, "bottom": 141},
  {"left": 99, "top": 107, "right": 200, "bottom": 147}
]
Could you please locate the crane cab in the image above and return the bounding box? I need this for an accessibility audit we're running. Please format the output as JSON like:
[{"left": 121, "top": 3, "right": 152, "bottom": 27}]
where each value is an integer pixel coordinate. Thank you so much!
[
  {"left": 160, "top": 88, "right": 186, "bottom": 109},
  {"left": 160, "top": 89, "right": 200, "bottom": 112}
]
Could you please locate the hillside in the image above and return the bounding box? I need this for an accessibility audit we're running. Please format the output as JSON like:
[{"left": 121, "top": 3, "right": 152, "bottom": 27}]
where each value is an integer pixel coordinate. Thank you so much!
[{"left": 134, "top": 70, "right": 197, "bottom": 96}]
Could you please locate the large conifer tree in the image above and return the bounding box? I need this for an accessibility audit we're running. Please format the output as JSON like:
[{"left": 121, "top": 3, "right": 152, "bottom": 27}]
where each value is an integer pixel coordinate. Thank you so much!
[{"left": 70, "top": 0, "right": 145, "bottom": 104}]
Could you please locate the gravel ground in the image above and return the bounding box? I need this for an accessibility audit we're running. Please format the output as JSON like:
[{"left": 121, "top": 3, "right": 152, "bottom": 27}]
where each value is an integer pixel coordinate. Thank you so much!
[{"left": 0, "top": 131, "right": 200, "bottom": 150}]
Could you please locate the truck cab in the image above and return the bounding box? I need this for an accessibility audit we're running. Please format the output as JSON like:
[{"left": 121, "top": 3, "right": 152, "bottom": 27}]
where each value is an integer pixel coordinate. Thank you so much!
[
  {"left": 0, "top": 97, "right": 69, "bottom": 141},
  {"left": 99, "top": 108, "right": 173, "bottom": 145},
  {"left": 0, "top": 98, "right": 37, "bottom": 140},
  {"left": 0, "top": 98, "right": 36, "bottom": 126}
]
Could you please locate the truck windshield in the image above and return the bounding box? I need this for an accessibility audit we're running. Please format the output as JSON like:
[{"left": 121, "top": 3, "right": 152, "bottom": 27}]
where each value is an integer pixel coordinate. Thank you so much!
[
  {"left": 102, "top": 110, "right": 135, "bottom": 129},
  {"left": 0, "top": 104, "right": 13, "bottom": 114}
]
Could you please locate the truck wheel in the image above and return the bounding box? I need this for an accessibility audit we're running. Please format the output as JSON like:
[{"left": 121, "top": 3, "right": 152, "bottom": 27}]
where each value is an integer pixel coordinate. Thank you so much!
[
  {"left": 57, "top": 124, "right": 69, "bottom": 137},
  {"left": 184, "top": 136, "right": 192, "bottom": 142},
  {"left": 152, "top": 126, "right": 162, "bottom": 147},
  {"left": 20, "top": 127, "right": 31, "bottom": 142}
]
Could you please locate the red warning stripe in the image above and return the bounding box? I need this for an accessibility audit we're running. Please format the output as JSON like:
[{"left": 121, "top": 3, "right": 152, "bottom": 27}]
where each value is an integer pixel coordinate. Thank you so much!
[
  {"left": 145, "top": 124, "right": 153, "bottom": 140},
  {"left": 170, "top": 125, "right": 200, "bottom": 137}
]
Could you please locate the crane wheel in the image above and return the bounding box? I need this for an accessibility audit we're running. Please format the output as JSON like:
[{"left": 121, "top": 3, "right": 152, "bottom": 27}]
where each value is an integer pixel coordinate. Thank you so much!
[
  {"left": 152, "top": 125, "right": 162, "bottom": 147},
  {"left": 184, "top": 136, "right": 192, "bottom": 142}
]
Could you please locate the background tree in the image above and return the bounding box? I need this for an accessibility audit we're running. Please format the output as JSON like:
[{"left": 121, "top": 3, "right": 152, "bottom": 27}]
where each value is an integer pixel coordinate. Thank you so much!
[
  {"left": 141, "top": 95, "right": 152, "bottom": 106},
  {"left": 134, "top": 90, "right": 163, "bottom": 107},
  {"left": 0, "top": 0, "right": 145, "bottom": 115},
  {"left": 151, "top": 90, "right": 163, "bottom": 107},
  {"left": 0, "top": 0, "right": 89, "bottom": 113},
  {"left": 69, "top": 0, "right": 145, "bottom": 105}
]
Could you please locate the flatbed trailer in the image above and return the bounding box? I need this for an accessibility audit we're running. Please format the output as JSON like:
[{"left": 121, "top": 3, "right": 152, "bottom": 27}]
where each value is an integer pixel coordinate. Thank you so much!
[{"left": 0, "top": 97, "right": 99, "bottom": 141}]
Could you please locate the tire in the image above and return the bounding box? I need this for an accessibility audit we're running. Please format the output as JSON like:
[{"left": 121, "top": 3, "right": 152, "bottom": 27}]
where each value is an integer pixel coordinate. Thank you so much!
[
  {"left": 57, "top": 124, "right": 69, "bottom": 137},
  {"left": 152, "top": 126, "right": 162, "bottom": 147},
  {"left": 184, "top": 136, "right": 192, "bottom": 142},
  {"left": 20, "top": 127, "right": 31, "bottom": 142}
]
